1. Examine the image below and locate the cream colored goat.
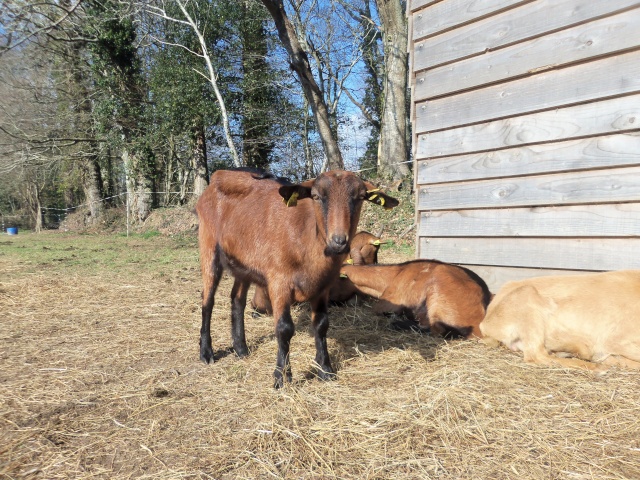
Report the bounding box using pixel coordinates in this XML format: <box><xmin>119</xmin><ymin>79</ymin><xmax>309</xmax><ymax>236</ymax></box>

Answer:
<box><xmin>479</xmin><ymin>270</ymin><xmax>640</xmax><ymax>371</ymax></box>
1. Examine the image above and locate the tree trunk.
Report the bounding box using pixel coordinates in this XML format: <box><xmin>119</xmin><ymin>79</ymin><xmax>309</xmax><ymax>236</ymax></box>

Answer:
<box><xmin>35</xmin><ymin>188</ymin><xmax>43</xmax><ymax>233</ymax></box>
<box><xmin>261</xmin><ymin>0</ymin><xmax>344</xmax><ymax>171</ymax></box>
<box><xmin>27</xmin><ymin>181</ymin><xmax>44</xmax><ymax>233</ymax></box>
<box><xmin>81</xmin><ymin>149</ymin><xmax>104</xmax><ymax>223</ymax></box>
<box><xmin>376</xmin><ymin>0</ymin><xmax>411</xmax><ymax>180</ymax></box>
<box><xmin>165</xmin><ymin>135</ymin><xmax>175</xmax><ymax>206</ymax></box>
<box><xmin>303</xmin><ymin>98</ymin><xmax>314</xmax><ymax>178</ymax></box>
<box><xmin>123</xmin><ymin>148</ymin><xmax>153</xmax><ymax>223</ymax></box>
<box><xmin>68</xmin><ymin>33</ymin><xmax>105</xmax><ymax>220</ymax></box>
<box><xmin>192</xmin><ymin>123</ymin><xmax>209</xmax><ymax>198</ymax></box>
<box><xmin>102</xmin><ymin>145</ymin><xmax>115</xmax><ymax>202</ymax></box>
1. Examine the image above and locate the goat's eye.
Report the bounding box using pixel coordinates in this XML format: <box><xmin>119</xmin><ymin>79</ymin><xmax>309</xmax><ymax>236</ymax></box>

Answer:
<box><xmin>312</xmin><ymin>193</ymin><xmax>321</xmax><ymax>201</ymax></box>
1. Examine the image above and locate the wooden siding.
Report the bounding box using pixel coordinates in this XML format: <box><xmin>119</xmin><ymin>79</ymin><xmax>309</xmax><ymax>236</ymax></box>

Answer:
<box><xmin>409</xmin><ymin>0</ymin><xmax>640</xmax><ymax>292</ymax></box>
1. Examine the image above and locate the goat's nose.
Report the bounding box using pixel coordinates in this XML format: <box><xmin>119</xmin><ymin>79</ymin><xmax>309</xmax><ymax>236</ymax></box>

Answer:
<box><xmin>332</xmin><ymin>234</ymin><xmax>347</xmax><ymax>246</ymax></box>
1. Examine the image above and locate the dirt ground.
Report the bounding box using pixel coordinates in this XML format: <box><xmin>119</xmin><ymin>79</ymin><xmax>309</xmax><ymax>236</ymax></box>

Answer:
<box><xmin>1</xmin><ymin>232</ymin><xmax>639</xmax><ymax>479</ymax></box>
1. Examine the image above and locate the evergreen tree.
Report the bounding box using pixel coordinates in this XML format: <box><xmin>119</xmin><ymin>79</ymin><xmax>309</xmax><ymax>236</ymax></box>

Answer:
<box><xmin>86</xmin><ymin>0</ymin><xmax>155</xmax><ymax>221</ymax></box>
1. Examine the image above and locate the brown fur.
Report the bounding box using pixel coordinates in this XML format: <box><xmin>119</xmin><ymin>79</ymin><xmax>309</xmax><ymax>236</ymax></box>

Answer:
<box><xmin>196</xmin><ymin>168</ymin><xmax>398</xmax><ymax>387</ymax></box>
<box><xmin>479</xmin><ymin>271</ymin><xmax>640</xmax><ymax>371</ymax></box>
<box><xmin>340</xmin><ymin>260</ymin><xmax>492</xmax><ymax>339</ymax></box>
<box><xmin>251</xmin><ymin>231</ymin><xmax>385</xmax><ymax>313</ymax></box>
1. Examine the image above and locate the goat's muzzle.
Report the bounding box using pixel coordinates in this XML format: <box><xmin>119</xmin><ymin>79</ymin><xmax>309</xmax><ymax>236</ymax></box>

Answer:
<box><xmin>325</xmin><ymin>234</ymin><xmax>350</xmax><ymax>256</ymax></box>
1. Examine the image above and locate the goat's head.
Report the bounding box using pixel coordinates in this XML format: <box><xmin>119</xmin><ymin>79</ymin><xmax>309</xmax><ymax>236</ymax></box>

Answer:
<box><xmin>279</xmin><ymin>171</ymin><xmax>399</xmax><ymax>256</ymax></box>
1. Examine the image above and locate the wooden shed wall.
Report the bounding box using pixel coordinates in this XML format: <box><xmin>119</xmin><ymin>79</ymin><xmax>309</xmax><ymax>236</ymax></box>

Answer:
<box><xmin>408</xmin><ymin>0</ymin><xmax>640</xmax><ymax>292</ymax></box>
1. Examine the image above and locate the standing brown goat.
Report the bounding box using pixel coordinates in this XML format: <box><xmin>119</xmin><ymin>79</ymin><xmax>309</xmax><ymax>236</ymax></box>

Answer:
<box><xmin>250</xmin><ymin>230</ymin><xmax>385</xmax><ymax>313</ymax></box>
<box><xmin>196</xmin><ymin>168</ymin><xmax>398</xmax><ymax>388</ymax></box>
<box><xmin>340</xmin><ymin>260</ymin><xmax>492</xmax><ymax>338</ymax></box>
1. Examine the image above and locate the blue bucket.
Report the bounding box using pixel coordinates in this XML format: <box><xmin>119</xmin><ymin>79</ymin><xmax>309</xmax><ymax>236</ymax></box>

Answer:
<box><xmin>6</xmin><ymin>227</ymin><xmax>18</xmax><ymax>235</ymax></box>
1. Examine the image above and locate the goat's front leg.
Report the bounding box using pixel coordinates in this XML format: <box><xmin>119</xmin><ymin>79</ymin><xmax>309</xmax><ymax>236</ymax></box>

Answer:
<box><xmin>230</xmin><ymin>279</ymin><xmax>250</xmax><ymax>357</ymax></box>
<box><xmin>310</xmin><ymin>295</ymin><xmax>335</xmax><ymax>381</ymax></box>
<box><xmin>271</xmin><ymin>293</ymin><xmax>295</xmax><ymax>389</ymax></box>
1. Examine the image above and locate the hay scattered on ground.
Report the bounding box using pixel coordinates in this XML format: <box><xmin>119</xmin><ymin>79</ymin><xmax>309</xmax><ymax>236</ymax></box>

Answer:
<box><xmin>1</xmin><ymin>233</ymin><xmax>639</xmax><ymax>479</ymax></box>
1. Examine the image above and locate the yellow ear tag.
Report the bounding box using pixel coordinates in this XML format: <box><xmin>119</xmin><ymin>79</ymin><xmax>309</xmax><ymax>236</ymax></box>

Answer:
<box><xmin>345</xmin><ymin>258</ymin><xmax>353</xmax><ymax>265</ymax></box>
<box><xmin>372</xmin><ymin>240</ymin><xmax>381</xmax><ymax>246</ymax></box>
<box><xmin>368</xmin><ymin>193</ymin><xmax>378</xmax><ymax>201</ymax></box>
<box><xmin>340</xmin><ymin>273</ymin><xmax>348</xmax><ymax>278</ymax></box>
<box><xmin>285</xmin><ymin>192</ymin><xmax>299</xmax><ymax>207</ymax></box>
<box><xmin>379</xmin><ymin>196</ymin><xmax>385</xmax><ymax>206</ymax></box>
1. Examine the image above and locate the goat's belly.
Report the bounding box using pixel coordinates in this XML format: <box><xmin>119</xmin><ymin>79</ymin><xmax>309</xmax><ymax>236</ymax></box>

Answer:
<box><xmin>219</xmin><ymin>250</ymin><xmax>267</xmax><ymax>285</ymax></box>
<box><xmin>291</xmin><ymin>272</ymin><xmax>336</xmax><ymax>302</ymax></box>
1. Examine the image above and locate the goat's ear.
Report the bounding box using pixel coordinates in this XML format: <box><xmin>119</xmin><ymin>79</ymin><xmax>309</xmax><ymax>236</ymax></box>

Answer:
<box><xmin>363</xmin><ymin>181</ymin><xmax>400</xmax><ymax>210</ymax></box>
<box><xmin>279</xmin><ymin>182</ymin><xmax>313</xmax><ymax>207</ymax></box>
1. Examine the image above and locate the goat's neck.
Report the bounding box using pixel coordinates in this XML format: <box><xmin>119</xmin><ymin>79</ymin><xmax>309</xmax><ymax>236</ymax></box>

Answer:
<box><xmin>341</xmin><ymin>265</ymin><xmax>401</xmax><ymax>297</ymax></box>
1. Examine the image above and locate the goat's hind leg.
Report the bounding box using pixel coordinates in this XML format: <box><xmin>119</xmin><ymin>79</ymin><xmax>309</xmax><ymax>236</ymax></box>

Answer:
<box><xmin>310</xmin><ymin>295</ymin><xmax>335</xmax><ymax>381</ymax></box>
<box><xmin>200</xmin><ymin>244</ymin><xmax>223</xmax><ymax>363</ymax></box>
<box><xmin>231</xmin><ymin>278</ymin><xmax>251</xmax><ymax>357</ymax></box>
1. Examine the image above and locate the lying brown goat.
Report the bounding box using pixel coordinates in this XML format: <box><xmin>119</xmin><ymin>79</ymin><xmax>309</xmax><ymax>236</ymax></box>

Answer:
<box><xmin>196</xmin><ymin>168</ymin><xmax>398</xmax><ymax>388</ymax></box>
<box><xmin>479</xmin><ymin>271</ymin><xmax>640</xmax><ymax>371</ymax></box>
<box><xmin>250</xmin><ymin>231</ymin><xmax>385</xmax><ymax>313</ymax></box>
<box><xmin>340</xmin><ymin>260</ymin><xmax>492</xmax><ymax>338</ymax></box>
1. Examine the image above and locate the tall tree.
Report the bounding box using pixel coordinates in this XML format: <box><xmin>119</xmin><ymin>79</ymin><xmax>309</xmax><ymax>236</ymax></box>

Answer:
<box><xmin>339</xmin><ymin>0</ymin><xmax>410</xmax><ymax>179</ymax></box>
<box><xmin>145</xmin><ymin>0</ymin><xmax>225</xmax><ymax>198</ymax></box>
<box><xmin>374</xmin><ymin>0</ymin><xmax>410</xmax><ymax>179</ymax></box>
<box><xmin>239</xmin><ymin>0</ymin><xmax>276</xmax><ymax>170</ymax></box>
<box><xmin>261</xmin><ymin>0</ymin><xmax>344</xmax><ymax>171</ymax></box>
<box><xmin>62</xmin><ymin>17</ymin><xmax>105</xmax><ymax>222</ymax></box>
<box><xmin>145</xmin><ymin>0</ymin><xmax>242</xmax><ymax>169</ymax></box>
<box><xmin>1</xmin><ymin>0</ymin><xmax>109</xmax><ymax>225</ymax></box>
<box><xmin>87</xmin><ymin>0</ymin><xmax>155</xmax><ymax>221</ymax></box>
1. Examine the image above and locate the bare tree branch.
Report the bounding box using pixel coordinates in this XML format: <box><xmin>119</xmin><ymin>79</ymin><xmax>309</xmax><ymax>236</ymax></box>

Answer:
<box><xmin>0</xmin><ymin>0</ymin><xmax>84</xmax><ymax>56</ymax></box>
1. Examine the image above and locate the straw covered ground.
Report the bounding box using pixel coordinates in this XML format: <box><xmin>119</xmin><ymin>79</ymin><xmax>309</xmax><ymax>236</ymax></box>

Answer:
<box><xmin>1</xmin><ymin>232</ymin><xmax>639</xmax><ymax>479</ymax></box>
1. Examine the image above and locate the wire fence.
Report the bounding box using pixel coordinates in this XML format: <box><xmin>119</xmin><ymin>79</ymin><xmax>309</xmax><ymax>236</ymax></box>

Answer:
<box><xmin>1</xmin><ymin>191</ymin><xmax>195</xmax><ymax>236</ymax></box>
<box><xmin>1</xmin><ymin>161</ymin><xmax>414</xmax><ymax>235</ymax></box>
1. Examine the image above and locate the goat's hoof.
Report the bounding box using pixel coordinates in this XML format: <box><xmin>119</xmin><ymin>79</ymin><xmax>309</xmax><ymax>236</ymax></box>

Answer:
<box><xmin>316</xmin><ymin>369</ymin><xmax>337</xmax><ymax>382</ymax></box>
<box><xmin>200</xmin><ymin>349</ymin><xmax>216</xmax><ymax>364</ymax></box>
<box><xmin>273</xmin><ymin>369</ymin><xmax>292</xmax><ymax>389</ymax></box>
<box><xmin>234</xmin><ymin>346</ymin><xmax>250</xmax><ymax>358</ymax></box>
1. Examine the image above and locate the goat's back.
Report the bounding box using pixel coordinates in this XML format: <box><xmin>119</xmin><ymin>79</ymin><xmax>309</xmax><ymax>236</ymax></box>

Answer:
<box><xmin>481</xmin><ymin>270</ymin><xmax>640</xmax><ymax>364</ymax></box>
<box><xmin>492</xmin><ymin>270</ymin><xmax>640</xmax><ymax>323</ymax></box>
<box><xmin>197</xmin><ymin>170</ymin><xmax>313</xmax><ymax>254</ymax></box>
<box><xmin>342</xmin><ymin>260</ymin><xmax>490</xmax><ymax>337</ymax></box>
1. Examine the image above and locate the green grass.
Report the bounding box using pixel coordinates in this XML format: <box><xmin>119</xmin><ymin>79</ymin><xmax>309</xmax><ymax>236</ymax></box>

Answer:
<box><xmin>382</xmin><ymin>239</ymin><xmax>415</xmax><ymax>257</ymax></box>
<box><xmin>0</xmin><ymin>231</ymin><xmax>199</xmax><ymax>277</ymax></box>
<box><xmin>117</xmin><ymin>229</ymin><xmax>162</xmax><ymax>239</ymax></box>
<box><xmin>1</xmin><ymin>229</ymin><xmax>414</xmax><ymax>279</ymax></box>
